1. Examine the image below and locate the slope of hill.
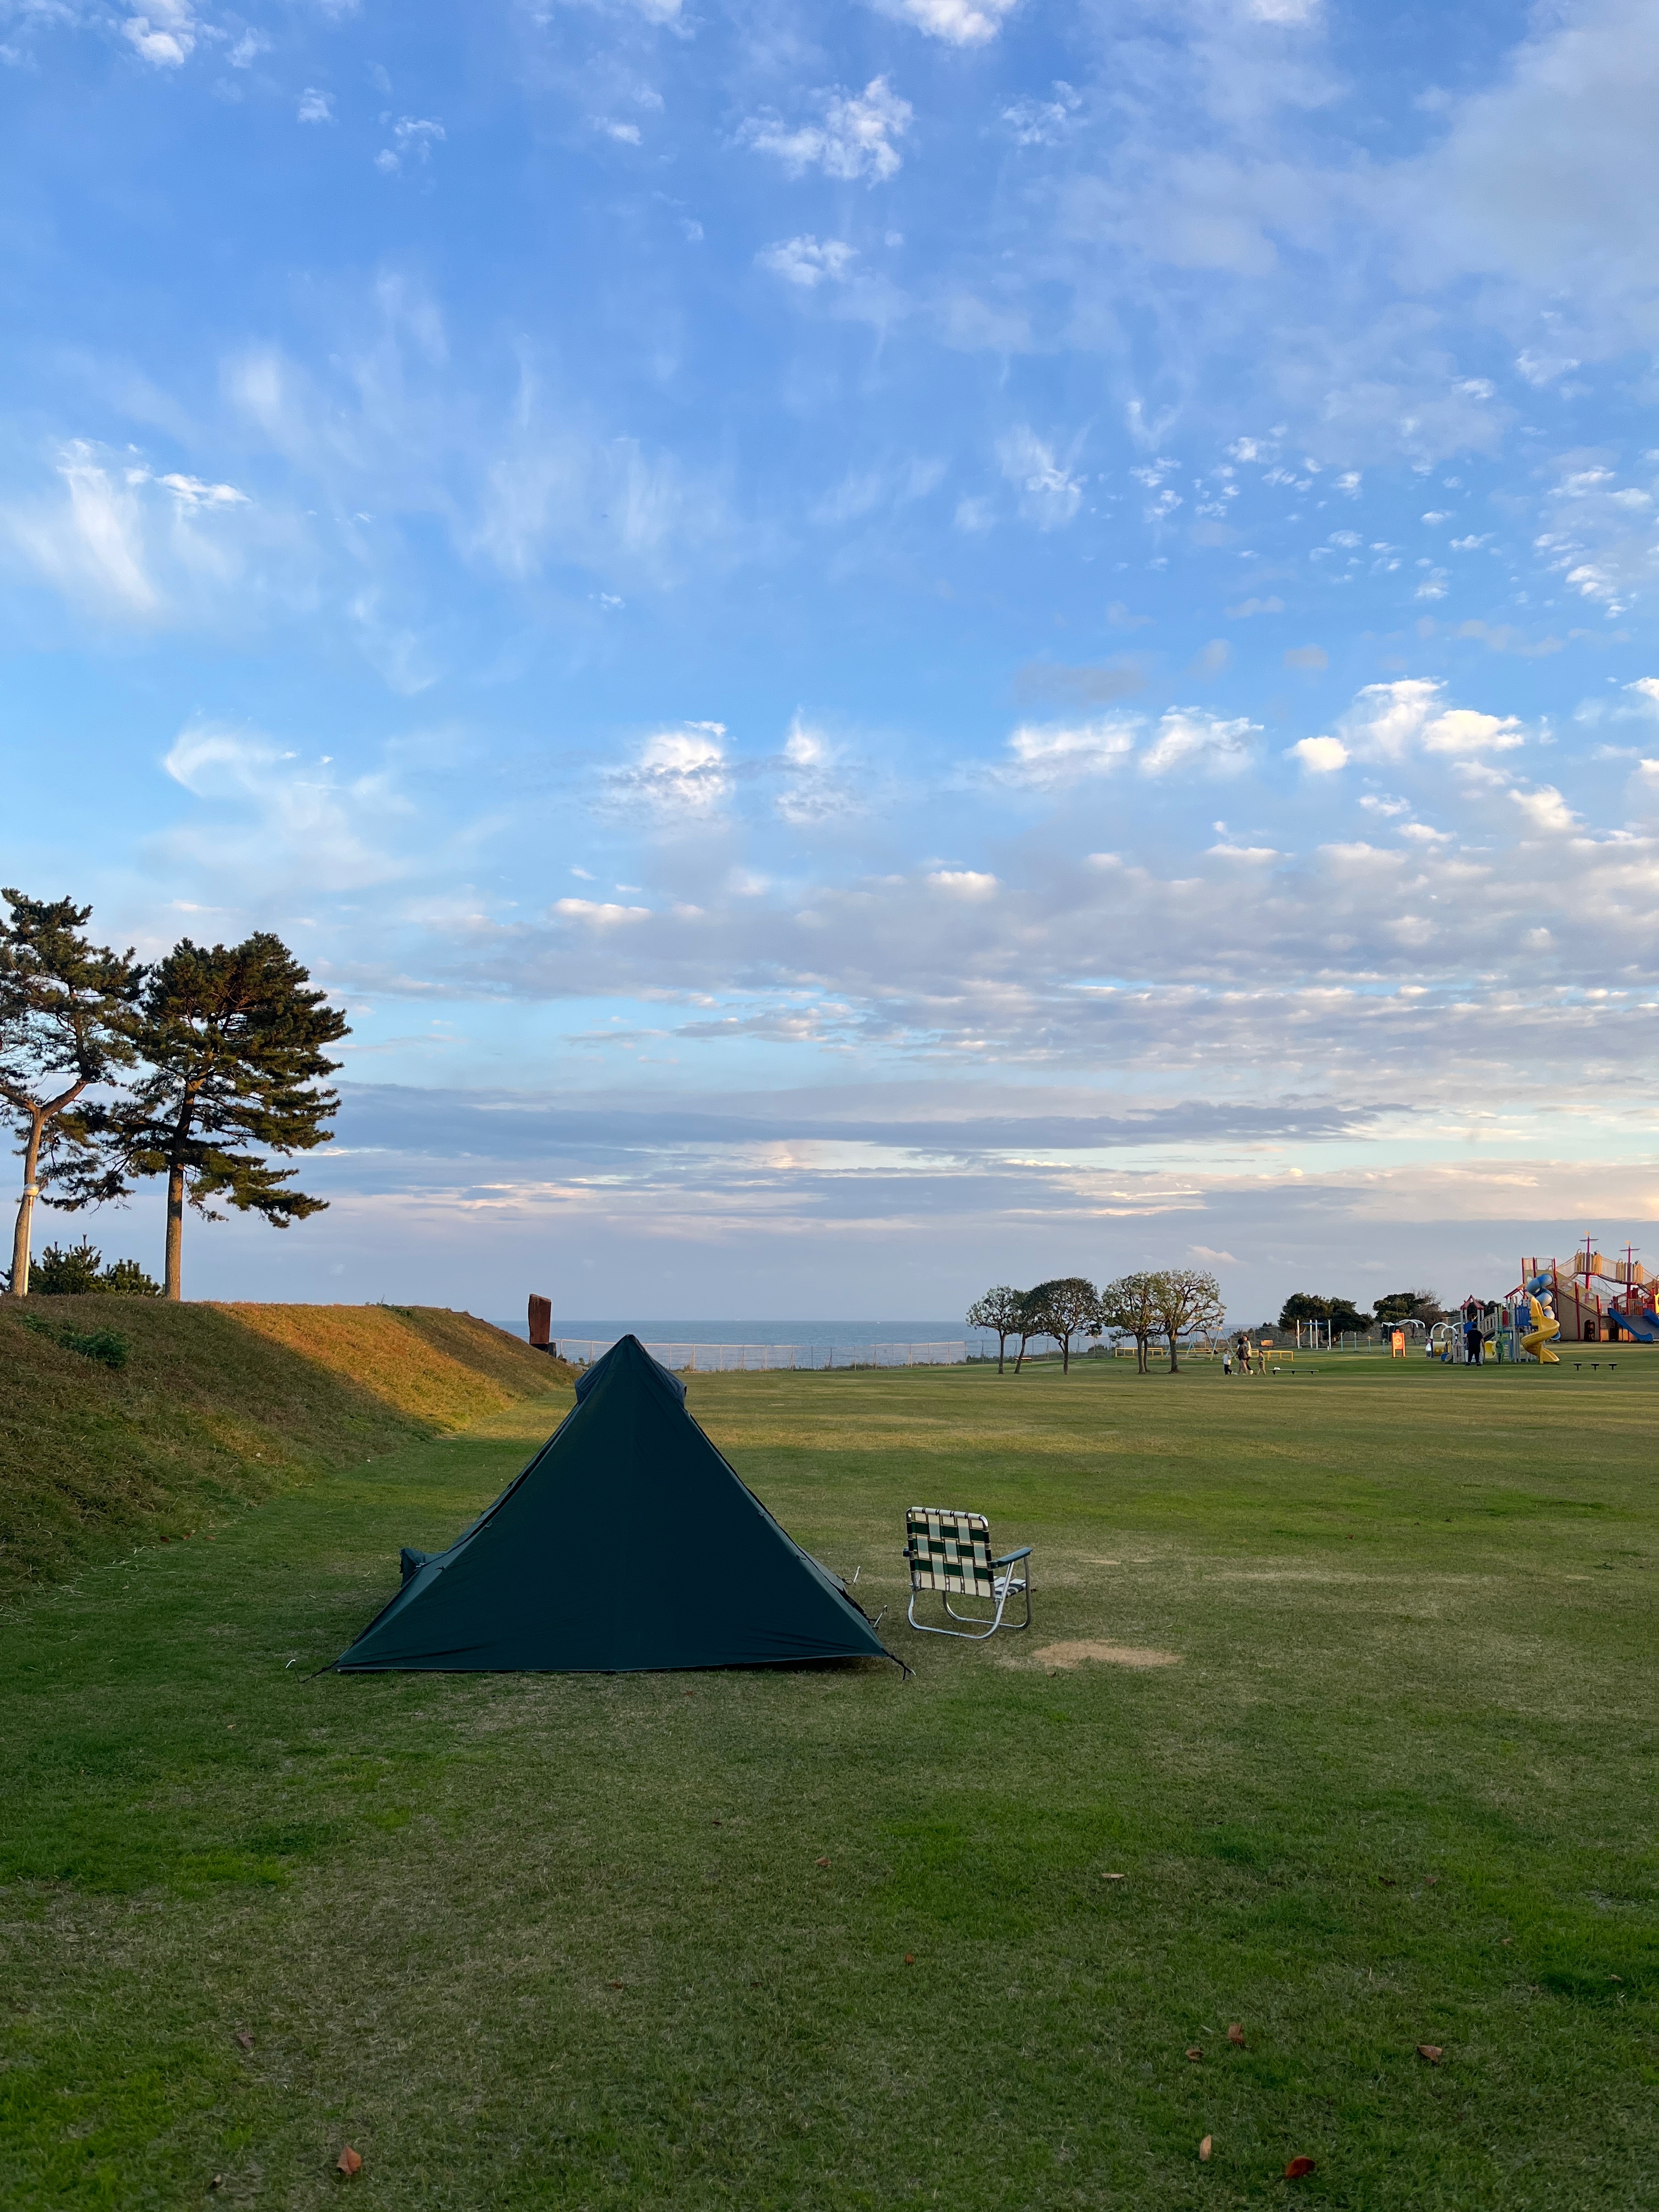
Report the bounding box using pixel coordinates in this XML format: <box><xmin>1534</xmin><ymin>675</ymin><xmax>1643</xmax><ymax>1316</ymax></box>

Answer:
<box><xmin>0</xmin><ymin>1300</ymin><xmax>571</xmax><ymax>1599</ymax></box>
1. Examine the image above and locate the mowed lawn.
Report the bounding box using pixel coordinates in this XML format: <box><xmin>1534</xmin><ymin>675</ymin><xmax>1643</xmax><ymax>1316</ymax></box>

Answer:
<box><xmin>2</xmin><ymin>1354</ymin><xmax>1654</xmax><ymax>2210</ymax></box>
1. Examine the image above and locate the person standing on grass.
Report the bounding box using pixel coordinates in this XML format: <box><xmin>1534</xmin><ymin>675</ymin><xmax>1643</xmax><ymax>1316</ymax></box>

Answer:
<box><xmin>1222</xmin><ymin>1344</ymin><xmax>1233</xmax><ymax>1376</ymax></box>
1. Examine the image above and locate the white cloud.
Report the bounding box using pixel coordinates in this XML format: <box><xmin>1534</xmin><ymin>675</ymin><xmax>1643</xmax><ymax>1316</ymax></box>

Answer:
<box><xmin>228</xmin><ymin>29</ymin><xmax>269</xmax><ymax>66</ymax></box>
<box><xmin>740</xmin><ymin>77</ymin><xmax>912</xmax><ymax>185</ymax></box>
<box><xmin>1509</xmin><ymin>785</ymin><xmax>1579</xmax><ymax>834</ymax></box>
<box><xmin>1421</xmin><ymin>707</ymin><xmax>1525</xmax><ymax>755</ymax></box>
<box><xmin>996</xmin><ymin>426</ymin><xmax>1083</xmax><ymax>529</ymax></box>
<box><xmin>377</xmin><ymin>116</ymin><xmax>445</xmax><ymax>173</ymax></box>
<box><xmin>1396</xmin><ymin>0</ymin><xmax>1659</xmax><ymax>357</ymax></box>
<box><xmin>1140</xmin><ymin>709</ymin><xmax>1258</xmax><ymax>778</ymax></box>
<box><xmin>927</xmin><ymin>868</ymin><xmax>998</xmax><ymax>897</ymax></box>
<box><xmin>1289</xmin><ymin>735</ymin><xmax>1348</xmax><ymax>772</ymax></box>
<box><xmin>298</xmin><ymin>88</ymin><xmax>335</xmax><ymax>124</ymax></box>
<box><xmin>159</xmin><ymin>723</ymin><xmax>410</xmax><ymax>894</ymax></box>
<box><xmin>757</xmin><ymin>236</ymin><xmax>858</xmax><ymax>289</ymax></box>
<box><xmin>1004</xmin><ymin>716</ymin><xmax>1136</xmax><ymax>787</ymax></box>
<box><xmin>602</xmin><ymin>724</ymin><xmax>731</xmax><ymax>817</ymax></box>
<box><xmin>7</xmin><ymin>443</ymin><xmax>156</xmax><ymax>616</ymax></box>
<box><xmin>875</xmin><ymin>0</ymin><xmax>1019</xmax><ymax>43</ymax></box>
<box><xmin>552</xmin><ymin>898</ymin><xmax>652</xmax><ymax>925</ymax></box>
<box><xmin>153</xmin><ymin>472</ymin><xmax>249</xmax><ymax>510</ymax></box>
<box><xmin>1334</xmin><ymin>679</ymin><xmax>1525</xmax><ymax>763</ymax></box>
<box><xmin>1516</xmin><ymin>349</ymin><xmax>1581</xmax><ymax>388</ymax></box>
<box><xmin>1003</xmin><ymin>82</ymin><xmax>1080</xmax><ymax>145</ymax></box>
<box><xmin>122</xmin><ymin>1</ymin><xmax>195</xmax><ymax>67</ymax></box>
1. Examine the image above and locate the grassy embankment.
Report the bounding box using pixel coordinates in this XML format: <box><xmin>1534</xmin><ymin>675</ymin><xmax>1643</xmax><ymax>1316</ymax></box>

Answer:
<box><xmin>1</xmin><ymin>1349</ymin><xmax>1654</xmax><ymax>2209</ymax></box>
<box><xmin>0</xmin><ymin>1299</ymin><xmax>568</xmax><ymax>1595</ymax></box>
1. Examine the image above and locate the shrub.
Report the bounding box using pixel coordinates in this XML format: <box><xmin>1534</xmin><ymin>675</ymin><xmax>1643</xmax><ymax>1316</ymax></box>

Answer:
<box><xmin>18</xmin><ymin>1311</ymin><xmax>130</xmax><ymax>1369</ymax></box>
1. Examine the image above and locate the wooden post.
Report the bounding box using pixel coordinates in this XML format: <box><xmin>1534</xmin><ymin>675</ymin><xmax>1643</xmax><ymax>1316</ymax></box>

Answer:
<box><xmin>527</xmin><ymin>1293</ymin><xmax>552</xmax><ymax>1351</ymax></box>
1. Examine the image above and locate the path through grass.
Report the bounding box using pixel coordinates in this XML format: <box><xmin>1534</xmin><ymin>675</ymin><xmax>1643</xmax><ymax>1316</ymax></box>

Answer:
<box><xmin>2</xmin><ymin>1355</ymin><xmax>1654</xmax><ymax>2208</ymax></box>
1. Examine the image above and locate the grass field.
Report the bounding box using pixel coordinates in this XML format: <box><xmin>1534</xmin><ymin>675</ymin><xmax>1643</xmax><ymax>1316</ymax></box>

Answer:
<box><xmin>0</xmin><ymin>1300</ymin><xmax>566</xmax><ymax>1595</ymax></box>
<box><xmin>2</xmin><ymin>1352</ymin><xmax>1654</xmax><ymax>2208</ymax></box>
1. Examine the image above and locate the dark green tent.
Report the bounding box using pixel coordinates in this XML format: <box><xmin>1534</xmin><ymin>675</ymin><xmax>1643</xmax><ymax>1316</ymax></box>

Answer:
<box><xmin>330</xmin><ymin>1334</ymin><xmax>898</xmax><ymax>1675</ymax></box>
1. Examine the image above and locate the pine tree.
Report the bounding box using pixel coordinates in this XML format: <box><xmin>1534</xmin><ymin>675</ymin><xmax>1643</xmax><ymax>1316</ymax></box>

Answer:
<box><xmin>0</xmin><ymin>891</ymin><xmax>143</xmax><ymax>1300</ymax></box>
<box><xmin>106</xmin><ymin>934</ymin><xmax>349</xmax><ymax>1300</ymax></box>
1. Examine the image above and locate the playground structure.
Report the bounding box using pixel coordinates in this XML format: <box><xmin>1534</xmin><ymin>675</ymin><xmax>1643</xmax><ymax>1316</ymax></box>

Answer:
<box><xmin>1517</xmin><ymin>1294</ymin><xmax>1560</xmax><ymax>1366</ymax></box>
<box><xmin>1435</xmin><ymin>1237</ymin><xmax>1659</xmax><ymax>1364</ymax></box>
<box><xmin>1518</xmin><ymin>1237</ymin><xmax>1658</xmax><ymax>1347</ymax></box>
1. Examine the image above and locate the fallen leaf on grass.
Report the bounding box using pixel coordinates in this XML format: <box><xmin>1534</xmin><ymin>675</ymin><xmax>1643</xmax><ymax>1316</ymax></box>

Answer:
<box><xmin>1378</xmin><ymin>1876</ymin><xmax>1397</xmax><ymax>1888</ymax></box>
<box><xmin>1101</xmin><ymin>1872</ymin><xmax>1126</xmax><ymax>1881</ymax></box>
<box><xmin>234</xmin><ymin>2030</ymin><xmax>253</xmax><ymax>2050</ymax></box>
<box><xmin>1284</xmin><ymin>2156</ymin><xmax>1316</xmax><ymax>2179</ymax></box>
<box><xmin>1417</xmin><ymin>2045</ymin><xmax>1443</xmax><ymax>2063</ymax></box>
<box><xmin>336</xmin><ymin>2146</ymin><xmax>363</xmax><ymax>2176</ymax></box>
<box><xmin>816</xmin><ymin>1856</ymin><xmax>831</xmax><ymax>1867</ymax></box>
<box><xmin>904</xmin><ymin>1954</ymin><xmax>915</xmax><ymax>1965</ymax></box>
<box><xmin>1227</xmin><ymin>2023</ymin><xmax>1245</xmax><ymax>2047</ymax></box>
<box><xmin>1186</xmin><ymin>2047</ymin><xmax>1203</xmax><ymax>2062</ymax></box>
<box><xmin>1199</xmin><ymin>2136</ymin><xmax>1212</xmax><ymax>2162</ymax></box>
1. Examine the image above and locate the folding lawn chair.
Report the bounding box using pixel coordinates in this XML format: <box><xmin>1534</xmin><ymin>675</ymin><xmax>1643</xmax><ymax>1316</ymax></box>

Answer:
<box><xmin>904</xmin><ymin>1507</ymin><xmax>1032</xmax><ymax>1639</ymax></box>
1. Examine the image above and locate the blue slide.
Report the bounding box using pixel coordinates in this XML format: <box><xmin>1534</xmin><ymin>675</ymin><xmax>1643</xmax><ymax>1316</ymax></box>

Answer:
<box><xmin>1607</xmin><ymin>1307</ymin><xmax>1659</xmax><ymax>1341</ymax></box>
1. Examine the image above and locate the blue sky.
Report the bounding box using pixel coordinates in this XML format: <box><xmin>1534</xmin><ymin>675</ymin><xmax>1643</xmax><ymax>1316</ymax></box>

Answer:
<box><xmin>4</xmin><ymin>0</ymin><xmax>1658</xmax><ymax>1321</ymax></box>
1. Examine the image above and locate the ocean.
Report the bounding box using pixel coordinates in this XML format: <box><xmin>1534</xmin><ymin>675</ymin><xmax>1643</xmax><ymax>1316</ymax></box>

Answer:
<box><xmin>495</xmin><ymin>1317</ymin><xmax>1006</xmax><ymax>1364</ymax></box>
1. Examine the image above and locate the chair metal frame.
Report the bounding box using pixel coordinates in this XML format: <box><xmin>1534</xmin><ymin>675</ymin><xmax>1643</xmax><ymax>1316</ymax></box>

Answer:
<box><xmin>904</xmin><ymin>1506</ymin><xmax>1033</xmax><ymax>1640</ymax></box>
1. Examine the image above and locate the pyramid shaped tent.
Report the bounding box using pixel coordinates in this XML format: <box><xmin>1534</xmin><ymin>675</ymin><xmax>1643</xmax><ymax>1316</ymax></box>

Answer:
<box><xmin>330</xmin><ymin>1334</ymin><xmax>897</xmax><ymax>1674</ymax></box>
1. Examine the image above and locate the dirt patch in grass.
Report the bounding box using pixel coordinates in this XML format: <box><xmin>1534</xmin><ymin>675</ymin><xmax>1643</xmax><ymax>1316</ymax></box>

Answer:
<box><xmin>1023</xmin><ymin>1639</ymin><xmax>1183</xmax><ymax>1669</ymax></box>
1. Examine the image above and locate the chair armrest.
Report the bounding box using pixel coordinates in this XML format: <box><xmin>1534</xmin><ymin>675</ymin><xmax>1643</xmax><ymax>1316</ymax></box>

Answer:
<box><xmin>992</xmin><ymin>1545</ymin><xmax>1032</xmax><ymax>1565</ymax></box>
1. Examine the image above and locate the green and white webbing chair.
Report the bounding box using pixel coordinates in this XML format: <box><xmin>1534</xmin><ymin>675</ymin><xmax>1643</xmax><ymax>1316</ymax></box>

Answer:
<box><xmin>904</xmin><ymin>1507</ymin><xmax>1032</xmax><ymax>1639</ymax></box>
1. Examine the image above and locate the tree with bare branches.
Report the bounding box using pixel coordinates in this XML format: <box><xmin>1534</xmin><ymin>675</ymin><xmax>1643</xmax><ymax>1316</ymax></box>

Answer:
<box><xmin>967</xmin><ymin>1285</ymin><xmax>1026</xmax><ymax>1374</ymax></box>
<box><xmin>1152</xmin><ymin>1266</ymin><xmax>1225</xmax><ymax>1374</ymax></box>
<box><xmin>1097</xmin><ymin>1271</ymin><xmax>1163</xmax><ymax>1374</ymax></box>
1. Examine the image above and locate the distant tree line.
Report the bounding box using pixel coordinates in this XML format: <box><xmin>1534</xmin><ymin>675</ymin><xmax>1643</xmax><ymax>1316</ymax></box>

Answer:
<box><xmin>968</xmin><ymin>1269</ymin><xmax>1225</xmax><ymax>1377</ymax></box>
<box><xmin>1276</xmin><ymin>1288</ymin><xmax>1447</xmax><ymax>1334</ymax></box>
<box><xmin>1</xmin><ymin>890</ymin><xmax>347</xmax><ymax>1304</ymax></box>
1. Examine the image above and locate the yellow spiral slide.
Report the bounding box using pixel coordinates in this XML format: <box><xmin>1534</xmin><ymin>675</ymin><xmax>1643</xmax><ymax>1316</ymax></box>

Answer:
<box><xmin>1520</xmin><ymin>1294</ymin><xmax>1560</xmax><ymax>1365</ymax></box>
